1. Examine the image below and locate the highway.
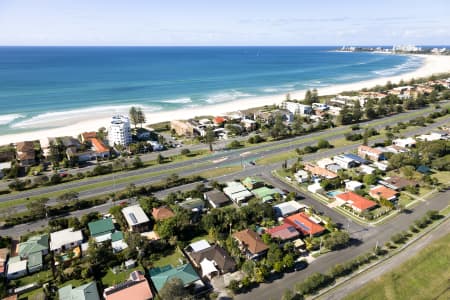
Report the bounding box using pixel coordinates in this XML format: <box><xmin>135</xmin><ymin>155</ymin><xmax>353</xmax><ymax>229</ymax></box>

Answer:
<box><xmin>1</xmin><ymin>108</ymin><xmax>448</xmax><ymax>211</ymax></box>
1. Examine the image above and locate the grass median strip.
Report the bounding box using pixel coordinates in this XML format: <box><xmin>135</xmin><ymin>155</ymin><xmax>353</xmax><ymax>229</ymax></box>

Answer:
<box><xmin>343</xmin><ymin>232</ymin><xmax>450</xmax><ymax>300</ymax></box>
<box><xmin>0</xmin><ymin>161</ymin><xmax>210</xmax><ymax>211</ymax></box>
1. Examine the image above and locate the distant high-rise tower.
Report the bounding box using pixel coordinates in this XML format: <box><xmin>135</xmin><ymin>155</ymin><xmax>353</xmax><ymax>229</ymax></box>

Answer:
<box><xmin>108</xmin><ymin>115</ymin><xmax>132</xmax><ymax>146</ymax></box>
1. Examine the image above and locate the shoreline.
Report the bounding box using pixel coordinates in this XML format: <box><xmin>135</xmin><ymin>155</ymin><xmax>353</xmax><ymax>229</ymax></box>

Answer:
<box><xmin>1</xmin><ymin>54</ymin><xmax>450</xmax><ymax>146</ymax></box>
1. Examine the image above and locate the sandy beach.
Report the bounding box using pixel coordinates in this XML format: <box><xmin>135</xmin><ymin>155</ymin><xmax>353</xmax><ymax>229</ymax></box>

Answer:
<box><xmin>1</xmin><ymin>54</ymin><xmax>450</xmax><ymax>146</ymax></box>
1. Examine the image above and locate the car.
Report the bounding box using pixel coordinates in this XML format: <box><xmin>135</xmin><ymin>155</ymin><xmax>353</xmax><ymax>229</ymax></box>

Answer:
<box><xmin>119</xmin><ymin>201</ymin><xmax>128</xmax><ymax>207</ymax></box>
<box><xmin>249</xmin><ymin>161</ymin><xmax>256</xmax><ymax>165</ymax></box>
<box><xmin>294</xmin><ymin>260</ymin><xmax>308</xmax><ymax>271</ymax></box>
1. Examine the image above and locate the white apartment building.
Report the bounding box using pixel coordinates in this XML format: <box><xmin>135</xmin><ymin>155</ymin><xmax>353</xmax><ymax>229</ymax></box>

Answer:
<box><xmin>109</xmin><ymin>115</ymin><xmax>132</xmax><ymax>146</ymax></box>
<box><xmin>283</xmin><ymin>101</ymin><xmax>312</xmax><ymax>115</ymax></box>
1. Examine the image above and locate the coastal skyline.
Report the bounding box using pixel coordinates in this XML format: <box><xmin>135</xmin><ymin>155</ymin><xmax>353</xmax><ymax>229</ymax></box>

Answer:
<box><xmin>0</xmin><ymin>0</ymin><xmax>449</xmax><ymax>46</ymax></box>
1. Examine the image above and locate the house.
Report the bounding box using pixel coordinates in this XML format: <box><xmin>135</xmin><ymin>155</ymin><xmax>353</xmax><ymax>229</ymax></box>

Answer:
<box><xmin>104</xmin><ymin>271</ymin><xmax>153</xmax><ymax>300</ymax></box>
<box><xmin>122</xmin><ymin>205</ymin><xmax>151</xmax><ymax>233</ymax></box>
<box><xmin>150</xmin><ymin>264</ymin><xmax>202</xmax><ymax>293</ymax></box>
<box><xmin>204</xmin><ymin>190</ymin><xmax>230</xmax><ymax>208</ymax></box>
<box><xmin>185</xmin><ymin>241</ymin><xmax>236</xmax><ymax>277</ymax></box>
<box><xmin>15</xmin><ymin>141</ymin><xmax>37</xmax><ymax>167</ymax></box>
<box><xmin>242</xmin><ymin>176</ymin><xmax>265</xmax><ymax>190</ymax></box>
<box><xmin>327</xmin><ymin>164</ymin><xmax>343</xmax><ymax>173</ymax></box>
<box><xmin>284</xmin><ymin>213</ymin><xmax>325</xmax><ymax>236</ymax></box>
<box><xmin>307</xmin><ymin>182</ymin><xmax>324</xmax><ymax>194</ymax></box>
<box><xmin>88</xmin><ymin>218</ymin><xmax>115</xmax><ymax>243</ymax></box>
<box><xmin>360</xmin><ymin>165</ymin><xmax>376</xmax><ymax>175</ymax></box>
<box><xmin>50</xmin><ymin>228</ymin><xmax>83</xmax><ymax>253</ymax></box>
<box><xmin>316</xmin><ymin>158</ymin><xmax>334</xmax><ymax>169</ymax></box>
<box><xmin>266</xmin><ymin>223</ymin><xmax>300</xmax><ymax>241</ymax></box>
<box><xmin>392</xmin><ymin>137</ymin><xmax>416</xmax><ymax>148</ymax></box>
<box><xmin>7</xmin><ymin>257</ymin><xmax>27</xmax><ymax>279</ymax></box>
<box><xmin>27</xmin><ymin>252</ymin><xmax>43</xmax><ymax>273</ymax></box>
<box><xmin>373</xmin><ymin>161</ymin><xmax>389</xmax><ymax>171</ymax></box>
<box><xmin>304</xmin><ymin>163</ymin><xmax>338</xmax><ymax>179</ymax></box>
<box><xmin>416</xmin><ymin>165</ymin><xmax>432</xmax><ymax>174</ymax></box>
<box><xmin>223</xmin><ymin>182</ymin><xmax>253</xmax><ymax>204</ymax></box>
<box><xmin>416</xmin><ymin>132</ymin><xmax>447</xmax><ymax>142</ymax></box>
<box><xmin>251</xmin><ymin>187</ymin><xmax>280</xmax><ymax>203</ymax></box>
<box><xmin>254</xmin><ymin>109</ymin><xmax>293</xmax><ymax>124</ymax></box>
<box><xmin>345</xmin><ymin>180</ymin><xmax>363</xmax><ymax>191</ymax></box>
<box><xmin>232</xmin><ymin>229</ymin><xmax>269</xmax><ymax>259</ymax></box>
<box><xmin>242</xmin><ymin>118</ymin><xmax>257</xmax><ymax>131</ymax></box>
<box><xmin>170</xmin><ymin>120</ymin><xmax>195</xmax><ymax>137</ymax></box>
<box><xmin>179</xmin><ymin>198</ymin><xmax>205</xmax><ymax>212</ymax></box>
<box><xmin>81</xmin><ymin>131</ymin><xmax>97</xmax><ymax>143</ymax></box>
<box><xmin>333</xmin><ymin>155</ymin><xmax>359</xmax><ymax>169</ymax></box>
<box><xmin>111</xmin><ymin>231</ymin><xmax>128</xmax><ymax>253</ymax></box>
<box><xmin>335</xmin><ymin>192</ymin><xmax>377</xmax><ymax>213</ymax></box>
<box><xmin>17</xmin><ymin>234</ymin><xmax>49</xmax><ymax>259</ymax></box>
<box><xmin>213</xmin><ymin>116</ymin><xmax>226</xmax><ymax>126</ymax></box>
<box><xmin>294</xmin><ymin>170</ymin><xmax>309</xmax><ymax>183</ymax></box>
<box><xmin>90</xmin><ymin>137</ymin><xmax>110</xmax><ymax>158</ymax></box>
<box><xmin>152</xmin><ymin>206</ymin><xmax>175</xmax><ymax>221</ymax></box>
<box><xmin>0</xmin><ymin>248</ymin><xmax>9</xmax><ymax>277</ymax></box>
<box><xmin>343</xmin><ymin>153</ymin><xmax>369</xmax><ymax>165</ymax></box>
<box><xmin>358</xmin><ymin>145</ymin><xmax>384</xmax><ymax>161</ymax></box>
<box><xmin>59</xmin><ymin>281</ymin><xmax>101</xmax><ymax>300</ymax></box>
<box><xmin>369</xmin><ymin>185</ymin><xmax>398</xmax><ymax>201</ymax></box>
<box><xmin>273</xmin><ymin>200</ymin><xmax>308</xmax><ymax>218</ymax></box>
<box><xmin>379</xmin><ymin>176</ymin><xmax>418</xmax><ymax>191</ymax></box>
<box><xmin>283</xmin><ymin>102</ymin><xmax>312</xmax><ymax>115</ymax></box>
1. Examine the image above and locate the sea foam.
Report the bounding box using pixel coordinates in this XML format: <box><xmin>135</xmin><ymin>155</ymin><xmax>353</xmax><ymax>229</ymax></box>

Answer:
<box><xmin>0</xmin><ymin>114</ymin><xmax>25</xmax><ymax>125</ymax></box>
<box><xmin>11</xmin><ymin>104</ymin><xmax>162</xmax><ymax>129</ymax></box>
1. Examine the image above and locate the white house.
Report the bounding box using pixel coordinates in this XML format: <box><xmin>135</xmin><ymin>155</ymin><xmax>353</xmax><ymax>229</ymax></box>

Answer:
<box><xmin>345</xmin><ymin>180</ymin><xmax>363</xmax><ymax>191</ymax></box>
<box><xmin>122</xmin><ymin>205</ymin><xmax>150</xmax><ymax>233</ymax></box>
<box><xmin>284</xmin><ymin>102</ymin><xmax>312</xmax><ymax>115</ymax></box>
<box><xmin>392</xmin><ymin>137</ymin><xmax>416</xmax><ymax>148</ymax></box>
<box><xmin>416</xmin><ymin>132</ymin><xmax>447</xmax><ymax>142</ymax></box>
<box><xmin>109</xmin><ymin>115</ymin><xmax>132</xmax><ymax>146</ymax></box>
<box><xmin>223</xmin><ymin>182</ymin><xmax>253</xmax><ymax>204</ymax></box>
<box><xmin>333</xmin><ymin>155</ymin><xmax>359</xmax><ymax>169</ymax></box>
<box><xmin>308</xmin><ymin>182</ymin><xmax>324</xmax><ymax>194</ymax></box>
<box><xmin>50</xmin><ymin>228</ymin><xmax>83</xmax><ymax>253</ymax></box>
<box><xmin>273</xmin><ymin>201</ymin><xmax>308</xmax><ymax>217</ymax></box>
<box><xmin>7</xmin><ymin>257</ymin><xmax>27</xmax><ymax>279</ymax></box>
<box><xmin>294</xmin><ymin>170</ymin><xmax>309</xmax><ymax>183</ymax></box>
<box><xmin>317</xmin><ymin>158</ymin><xmax>334</xmax><ymax>169</ymax></box>
<box><xmin>360</xmin><ymin>165</ymin><xmax>376</xmax><ymax>175</ymax></box>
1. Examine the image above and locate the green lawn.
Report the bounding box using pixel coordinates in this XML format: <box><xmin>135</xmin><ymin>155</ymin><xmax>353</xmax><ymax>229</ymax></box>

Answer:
<box><xmin>152</xmin><ymin>248</ymin><xmax>185</xmax><ymax>268</ymax></box>
<box><xmin>432</xmin><ymin>171</ymin><xmax>450</xmax><ymax>184</ymax></box>
<box><xmin>10</xmin><ymin>269</ymin><xmax>52</xmax><ymax>287</ymax></box>
<box><xmin>256</xmin><ymin>150</ymin><xmax>297</xmax><ymax>165</ymax></box>
<box><xmin>344</xmin><ymin>232</ymin><xmax>450</xmax><ymax>300</ymax></box>
<box><xmin>101</xmin><ymin>265</ymin><xmax>144</xmax><ymax>287</ymax></box>
<box><xmin>197</xmin><ymin>165</ymin><xmax>242</xmax><ymax>178</ymax></box>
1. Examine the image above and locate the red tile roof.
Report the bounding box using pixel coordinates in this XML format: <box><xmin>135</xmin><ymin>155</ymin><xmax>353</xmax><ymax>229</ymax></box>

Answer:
<box><xmin>213</xmin><ymin>116</ymin><xmax>226</xmax><ymax>124</ymax></box>
<box><xmin>284</xmin><ymin>213</ymin><xmax>325</xmax><ymax>236</ymax></box>
<box><xmin>369</xmin><ymin>186</ymin><xmax>398</xmax><ymax>200</ymax></box>
<box><xmin>90</xmin><ymin>137</ymin><xmax>109</xmax><ymax>153</ymax></box>
<box><xmin>81</xmin><ymin>132</ymin><xmax>97</xmax><ymax>140</ymax></box>
<box><xmin>152</xmin><ymin>207</ymin><xmax>175</xmax><ymax>221</ymax></box>
<box><xmin>358</xmin><ymin>145</ymin><xmax>383</xmax><ymax>155</ymax></box>
<box><xmin>104</xmin><ymin>271</ymin><xmax>153</xmax><ymax>300</ymax></box>
<box><xmin>233</xmin><ymin>229</ymin><xmax>269</xmax><ymax>254</ymax></box>
<box><xmin>336</xmin><ymin>192</ymin><xmax>377</xmax><ymax>211</ymax></box>
<box><xmin>304</xmin><ymin>163</ymin><xmax>338</xmax><ymax>179</ymax></box>
<box><xmin>266</xmin><ymin>223</ymin><xmax>300</xmax><ymax>240</ymax></box>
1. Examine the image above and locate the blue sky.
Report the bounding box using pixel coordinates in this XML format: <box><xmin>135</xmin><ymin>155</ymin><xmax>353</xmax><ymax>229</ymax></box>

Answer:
<box><xmin>0</xmin><ymin>0</ymin><xmax>449</xmax><ymax>46</ymax></box>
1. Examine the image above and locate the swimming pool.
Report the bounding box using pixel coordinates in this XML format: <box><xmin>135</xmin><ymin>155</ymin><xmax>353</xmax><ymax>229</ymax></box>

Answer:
<box><xmin>326</xmin><ymin>190</ymin><xmax>343</xmax><ymax>198</ymax></box>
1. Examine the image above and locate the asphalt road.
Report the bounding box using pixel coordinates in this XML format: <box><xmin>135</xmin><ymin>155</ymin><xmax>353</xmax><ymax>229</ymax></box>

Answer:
<box><xmin>317</xmin><ymin>217</ymin><xmax>450</xmax><ymax>300</ymax></box>
<box><xmin>1</xmin><ymin>110</ymin><xmax>449</xmax><ymax>212</ymax></box>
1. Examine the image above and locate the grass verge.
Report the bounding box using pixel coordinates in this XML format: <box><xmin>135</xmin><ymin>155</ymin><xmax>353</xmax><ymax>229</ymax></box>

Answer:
<box><xmin>343</xmin><ymin>232</ymin><xmax>450</xmax><ymax>300</ymax></box>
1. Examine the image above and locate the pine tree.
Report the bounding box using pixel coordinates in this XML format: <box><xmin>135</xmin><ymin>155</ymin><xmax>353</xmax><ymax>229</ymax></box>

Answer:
<box><xmin>136</xmin><ymin>107</ymin><xmax>146</xmax><ymax>127</ymax></box>
<box><xmin>129</xmin><ymin>106</ymin><xmax>139</xmax><ymax>128</ymax></box>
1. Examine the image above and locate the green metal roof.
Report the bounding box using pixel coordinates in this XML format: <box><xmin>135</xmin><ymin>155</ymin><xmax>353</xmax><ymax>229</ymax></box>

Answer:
<box><xmin>27</xmin><ymin>252</ymin><xmax>43</xmax><ymax>268</ymax></box>
<box><xmin>252</xmin><ymin>186</ymin><xmax>278</xmax><ymax>199</ymax></box>
<box><xmin>58</xmin><ymin>282</ymin><xmax>100</xmax><ymax>300</ymax></box>
<box><xmin>111</xmin><ymin>231</ymin><xmax>124</xmax><ymax>242</ymax></box>
<box><xmin>88</xmin><ymin>218</ymin><xmax>115</xmax><ymax>237</ymax></box>
<box><xmin>149</xmin><ymin>263</ymin><xmax>200</xmax><ymax>292</ymax></box>
<box><xmin>18</xmin><ymin>234</ymin><xmax>48</xmax><ymax>258</ymax></box>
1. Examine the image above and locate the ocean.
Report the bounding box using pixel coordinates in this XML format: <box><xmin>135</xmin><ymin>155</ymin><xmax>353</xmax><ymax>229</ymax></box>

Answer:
<box><xmin>0</xmin><ymin>46</ymin><xmax>423</xmax><ymax>134</ymax></box>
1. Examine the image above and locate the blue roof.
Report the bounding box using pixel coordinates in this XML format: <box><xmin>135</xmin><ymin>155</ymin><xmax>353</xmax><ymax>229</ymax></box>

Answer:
<box><xmin>417</xmin><ymin>165</ymin><xmax>431</xmax><ymax>174</ymax></box>
<box><xmin>343</xmin><ymin>153</ymin><xmax>368</xmax><ymax>164</ymax></box>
